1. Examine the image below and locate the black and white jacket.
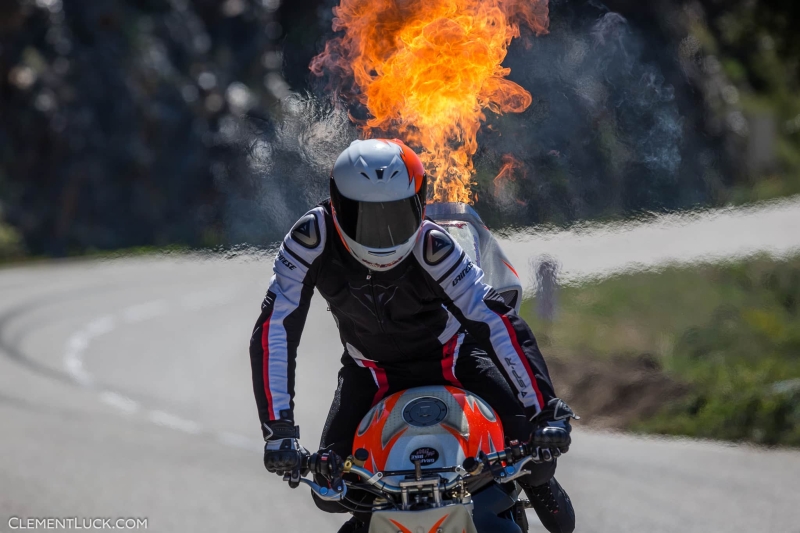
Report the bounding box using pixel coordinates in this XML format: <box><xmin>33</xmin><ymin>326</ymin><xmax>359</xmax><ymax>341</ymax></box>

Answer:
<box><xmin>249</xmin><ymin>200</ymin><xmax>556</xmax><ymax>436</ymax></box>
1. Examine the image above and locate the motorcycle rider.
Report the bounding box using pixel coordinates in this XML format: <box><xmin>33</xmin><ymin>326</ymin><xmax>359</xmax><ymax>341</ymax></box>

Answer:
<box><xmin>250</xmin><ymin>138</ymin><xmax>577</xmax><ymax>533</ymax></box>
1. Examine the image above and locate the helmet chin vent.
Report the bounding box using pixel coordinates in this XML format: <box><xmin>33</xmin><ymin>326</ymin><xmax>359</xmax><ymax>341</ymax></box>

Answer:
<box><xmin>367</xmin><ymin>250</ymin><xmax>397</xmax><ymax>256</ymax></box>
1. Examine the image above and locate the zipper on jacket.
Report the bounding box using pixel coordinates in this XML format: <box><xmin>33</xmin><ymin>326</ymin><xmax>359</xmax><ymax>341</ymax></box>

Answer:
<box><xmin>367</xmin><ymin>270</ymin><xmax>386</xmax><ymax>332</ymax></box>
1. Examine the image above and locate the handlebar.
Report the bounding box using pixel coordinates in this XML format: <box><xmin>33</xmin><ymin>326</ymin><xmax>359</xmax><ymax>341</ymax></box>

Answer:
<box><xmin>287</xmin><ymin>441</ymin><xmax>538</xmax><ymax>500</ymax></box>
<box><xmin>282</xmin><ymin>451</ymin><xmax>349</xmax><ymax>501</ymax></box>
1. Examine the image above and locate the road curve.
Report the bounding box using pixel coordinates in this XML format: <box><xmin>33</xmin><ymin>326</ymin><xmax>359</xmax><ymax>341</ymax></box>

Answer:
<box><xmin>1</xmin><ymin>255</ymin><xmax>799</xmax><ymax>531</ymax></box>
<box><xmin>499</xmin><ymin>195</ymin><xmax>800</xmax><ymax>289</ymax></box>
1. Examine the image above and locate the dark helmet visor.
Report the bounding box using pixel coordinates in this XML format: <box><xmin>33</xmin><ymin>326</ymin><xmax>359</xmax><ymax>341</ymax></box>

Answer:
<box><xmin>331</xmin><ymin>178</ymin><xmax>425</xmax><ymax>249</ymax></box>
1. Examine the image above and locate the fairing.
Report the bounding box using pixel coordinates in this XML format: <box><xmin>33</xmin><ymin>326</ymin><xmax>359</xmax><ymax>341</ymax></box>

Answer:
<box><xmin>353</xmin><ymin>386</ymin><xmax>505</xmax><ymax>484</ymax></box>
<box><xmin>370</xmin><ymin>504</ymin><xmax>478</xmax><ymax>533</ymax></box>
<box><xmin>427</xmin><ymin>202</ymin><xmax>522</xmax><ymax>312</ymax></box>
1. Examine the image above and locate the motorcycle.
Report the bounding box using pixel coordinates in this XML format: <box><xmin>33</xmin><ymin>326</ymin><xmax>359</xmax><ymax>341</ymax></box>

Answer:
<box><xmin>280</xmin><ymin>203</ymin><xmax>553</xmax><ymax>532</ymax></box>
<box><xmin>282</xmin><ymin>384</ymin><xmax>553</xmax><ymax>533</ymax></box>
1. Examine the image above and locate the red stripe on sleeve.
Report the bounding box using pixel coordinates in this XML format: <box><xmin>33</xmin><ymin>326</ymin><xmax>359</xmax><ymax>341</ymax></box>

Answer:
<box><xmin>441</xmin><ymin>335</ymin><xmax>464</xmax><ymax>388</ymax></box>
<box><xmin>260</xmin><ymin>312</ymin><xmax>276</xmax><ymax>421</ymax></box>
<box><xmin>498</xmin><ymin>313</ymin><xmax>544</xmax><ymax>409</ymax></box>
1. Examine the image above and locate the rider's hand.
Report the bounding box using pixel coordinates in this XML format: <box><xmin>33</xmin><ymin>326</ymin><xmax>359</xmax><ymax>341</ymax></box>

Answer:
<box><xmin>528</xmin><ymin>398</ymin><xmax>579</xmax><ymax>462</ymax></box>
<box><xmin>263</xmin><ymin>420</ymin><xmax>307</xmax><ymax>475</ymax></box>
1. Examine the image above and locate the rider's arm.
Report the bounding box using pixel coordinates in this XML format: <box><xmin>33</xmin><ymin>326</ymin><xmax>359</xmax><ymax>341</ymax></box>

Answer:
<box><xmin>249</xmin><ymin>208</ymin><xmax>326</xmax><ymax>439</ymax></box>
<box><xmin>414</xmin><ymin>221</ymin><xmax>556</xmax><ymax>418</ymax></box>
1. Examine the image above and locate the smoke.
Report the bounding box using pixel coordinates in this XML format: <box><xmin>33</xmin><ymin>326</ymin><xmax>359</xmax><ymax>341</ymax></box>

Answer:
<box><xmin>586</xmin><ymin>11</ymin><xmax>683</xmax><ymax>175</ymax></box>
<box><xmin>222</xmin><ymin>95</ymin><xmax>356</xmax><ymax>244</ymax></box>
<box><xmin>226</xmin><ymin>0</ymin><xmax>725</xmax><ymax>244</ymax></box>
<box><xmin>472</xmin><ymin>0</ymin><xmax>716</xmax><ymax>230</ymax></box>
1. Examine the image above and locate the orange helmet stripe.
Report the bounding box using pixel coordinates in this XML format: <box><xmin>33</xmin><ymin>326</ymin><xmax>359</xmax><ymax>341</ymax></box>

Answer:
<box><xmin>330</xmin><ymin>204</ymin><xmax>351</xmax><ymax>252</ymax></box>
<box><xmin>378</xmin><ymin>138</ymin><xmax>426</xmax><ymax>193</ymax></box>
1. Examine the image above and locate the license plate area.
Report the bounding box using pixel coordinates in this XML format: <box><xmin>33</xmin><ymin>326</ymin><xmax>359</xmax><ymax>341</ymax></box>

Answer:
<box><xmin>368</xmin><ymin>504</ymin><xmax>477</xmax><ymax>533</ymax></box>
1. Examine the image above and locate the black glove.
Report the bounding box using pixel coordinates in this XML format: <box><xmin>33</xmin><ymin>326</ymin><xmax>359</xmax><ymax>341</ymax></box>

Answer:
<box><xmin>528</xmin><ymin>398</ymin><xmax>579</xmax><ymax>462</ymax></box>
<box><xmin>263</xmin><ymin>420</ymin><xmax>307</xmax><ymax>475</ymax></box>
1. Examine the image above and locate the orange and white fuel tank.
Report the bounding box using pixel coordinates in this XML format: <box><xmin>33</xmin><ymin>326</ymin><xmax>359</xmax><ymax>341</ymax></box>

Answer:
<box><xmin>353</xmin><ymin>385</ymin><xmax>504</xmax><ymax>480</ymax></box>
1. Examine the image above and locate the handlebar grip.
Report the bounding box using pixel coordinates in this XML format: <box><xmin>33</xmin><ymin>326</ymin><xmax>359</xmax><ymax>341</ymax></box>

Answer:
<box><xmin>530</xmin><ymin>425</ymin><xmax>571</xmax><ymax>448</ymax></box>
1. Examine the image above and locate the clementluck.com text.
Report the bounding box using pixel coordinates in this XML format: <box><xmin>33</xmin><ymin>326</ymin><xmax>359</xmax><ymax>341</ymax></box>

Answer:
<box><xmin>8</xmin><ymin>517</ymin><xmax>148</xmax><ymax>530</ymax></box>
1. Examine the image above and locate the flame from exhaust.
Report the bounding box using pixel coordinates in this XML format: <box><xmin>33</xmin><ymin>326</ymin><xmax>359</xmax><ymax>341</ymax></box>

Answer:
<box><xmin>311</xmin><ymin>0</ymin><xmax>549</xmax><ymax>203</ymax></box>
<box><xmin>494</xmin><ymin>153</ymin><xmax>526</xmax><ymax>185</ymax></box>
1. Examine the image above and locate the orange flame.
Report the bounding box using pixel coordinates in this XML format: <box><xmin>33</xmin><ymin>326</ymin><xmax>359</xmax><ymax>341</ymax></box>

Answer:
<box><xmin>311</xmin><ymin>0</ymin><xmax>549</xmax><ymax>203</ymax></box>
<box><xmin>492</xmin><ymin>153</ymin><xmax>528</xmax><ymax>206</ymax></box>
<box><xmin>493</xmin><ymin>153</ymin><xmax>526</xmax><ymax>185</ymax></box>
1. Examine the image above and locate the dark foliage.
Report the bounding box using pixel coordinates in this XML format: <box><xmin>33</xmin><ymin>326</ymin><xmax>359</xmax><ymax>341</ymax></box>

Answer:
<box><xmin>0</xmin><ymin>0</ymin><xmax>281</xmax><ymax>255</ymax></box>
<box><xmin>1</xmin><ymin>0</ymin><xmax>798</xmax><ymax>255</ymax></box>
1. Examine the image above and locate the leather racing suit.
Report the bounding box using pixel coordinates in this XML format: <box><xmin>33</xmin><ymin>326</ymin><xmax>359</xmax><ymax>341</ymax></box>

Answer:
<box><xmin>249</xmin><ymin>199</ymin><xmax>557</xmax><ymax>442</ymax></box>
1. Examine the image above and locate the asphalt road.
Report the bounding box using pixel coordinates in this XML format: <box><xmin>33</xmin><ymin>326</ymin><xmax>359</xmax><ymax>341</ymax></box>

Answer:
<box><xmin>499</xmin><ymin>195</ymin><xmax>800</xmax><ymax>289</ymax></box>
<box><xmin>2</xmin><ymin>198</ymin><xmax>800</xmax><ymax>533</ymax></box>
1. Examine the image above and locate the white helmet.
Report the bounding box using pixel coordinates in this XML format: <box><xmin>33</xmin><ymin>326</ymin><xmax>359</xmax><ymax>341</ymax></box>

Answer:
<box><xmin>330</xmin><ymin>138</ymin><xmax>427</xmax><ymax>271</ymax></box>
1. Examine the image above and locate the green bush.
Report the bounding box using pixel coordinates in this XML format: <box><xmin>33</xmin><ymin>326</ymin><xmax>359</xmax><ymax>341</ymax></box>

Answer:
<box><xmin>643</xmin><ymin>260</ymin><xmax>800</xmax><ymax>445</ymax></box>
<box><xmin>525</xmin><ymin>254</ymin><xmax>800</xmax><ymax>446</ymax></box>
<box><xmin>0</xmin><ymin>222</ymin><xmax>24</xmax><ymax>262</ymax></box>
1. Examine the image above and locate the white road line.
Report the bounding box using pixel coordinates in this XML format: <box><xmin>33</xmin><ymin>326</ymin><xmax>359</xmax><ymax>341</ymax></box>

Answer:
<box><xmin>63</xmin><ymin>298</ymin><xmax>178</xmax><ymax>389</ymax></box>
<box><xmin>64</xmin><ymin>315</ymin><xmax>116</xmax><ymax>387</ymax></box>
<box><xmin>99</xmin><ymin>390</ymin><xmax>140</xmax><ymax>414</ymax></box>
<box><xmin>148</xmin><ymin>410</ymin><xmax>203</xmax><ymax>435</ymax></box>
<box><xmin>61</xmin><ymin>290</ymin><xmax>257</xmax><ymax>452</ymax></box>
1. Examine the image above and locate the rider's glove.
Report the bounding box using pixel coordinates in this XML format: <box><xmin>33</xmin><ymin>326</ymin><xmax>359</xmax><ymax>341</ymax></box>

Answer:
<box><xmin>527</xmin><ymin>398</ymin><xmax>579</xmax><ymax>463</ymax></box>
<box><xmin>263</xmin><ymin>420</ymin><xmax>307</xmax><ymax>475</ymax></box>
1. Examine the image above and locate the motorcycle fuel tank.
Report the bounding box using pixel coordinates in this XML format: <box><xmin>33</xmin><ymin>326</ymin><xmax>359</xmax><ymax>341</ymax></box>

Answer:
<box><xmin>352</xmin><ymin>386</ymin><xmax>505</xmax><ymax>485</ymax></box>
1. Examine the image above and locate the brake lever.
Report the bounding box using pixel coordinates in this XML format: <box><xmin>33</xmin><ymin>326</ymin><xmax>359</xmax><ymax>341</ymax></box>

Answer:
<box><xmin>493</xmin><ymin>456</ymin><xmax>534</xmax><ymax>484</ymax></box>
<box><xmin>288</xmin><ymin>476</ymin><xmax>347</xmax><ymax>501</ymax></box>
<box><xmin>283</xmin><ymin>451</ymin><xmax>348</xmax><ymax>501</ymax></box>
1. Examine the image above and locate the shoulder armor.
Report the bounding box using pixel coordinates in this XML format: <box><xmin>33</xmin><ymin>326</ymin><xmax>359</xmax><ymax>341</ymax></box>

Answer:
<box><xmin>423</xmin><ymin>228</ymin><xmax>455</xmax><ymax>266</ymax></box>
<box><xmin>290</xmin><ymin>212</ymin><xmax>321</xmax><ymax>249</ymax></box>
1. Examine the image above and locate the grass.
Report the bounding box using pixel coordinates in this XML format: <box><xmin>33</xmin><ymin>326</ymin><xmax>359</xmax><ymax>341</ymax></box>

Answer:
<box><xmin>0</xmin><ymin>222</ymin><xmax>26</xmax><ymax>264</ymax></box>
<box><xmin>0</xmin><ymin>240</ymin><xmax>192</xmax><ymax>269</ymax></box>
<box><xmin>521</xmin><ymin>254</ymin><xmax>800</xmax><ymax>446</ymax></box>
